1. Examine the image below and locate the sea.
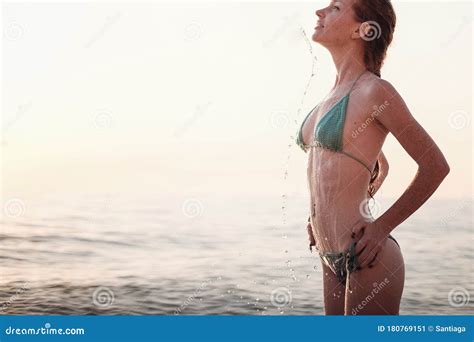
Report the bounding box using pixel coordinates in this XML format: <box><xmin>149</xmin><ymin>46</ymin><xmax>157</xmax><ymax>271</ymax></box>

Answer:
<box><xmin>1</xmin><ymin>193</ymin><xmax>472</xmax><ymax>315</ymax></box>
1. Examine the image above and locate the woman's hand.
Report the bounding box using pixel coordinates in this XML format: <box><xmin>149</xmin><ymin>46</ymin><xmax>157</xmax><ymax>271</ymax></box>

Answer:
<box><xmin>351</xmin><ymin>220</ymin><xmax>389</xmax><ymax>268</ymax></box>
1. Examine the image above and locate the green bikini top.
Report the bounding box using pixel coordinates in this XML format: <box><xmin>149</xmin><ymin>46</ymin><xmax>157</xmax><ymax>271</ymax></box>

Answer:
<box><xmin>296</xmin><ymin>70</ymin><xmax>374</xmax><ymax>174</ymax></box>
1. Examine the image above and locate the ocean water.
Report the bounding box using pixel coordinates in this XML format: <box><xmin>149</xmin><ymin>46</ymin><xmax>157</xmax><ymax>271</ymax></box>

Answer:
<box><xmin>0</xmin><ymin>193</ymin><xmax>472</xmax><ymax>315</ymax></box>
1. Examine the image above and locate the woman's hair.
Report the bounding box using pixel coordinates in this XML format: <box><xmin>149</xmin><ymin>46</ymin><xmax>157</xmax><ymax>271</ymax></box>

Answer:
<box><xmin>352</xmin><ymin>0</ymin><xmax>396</xmax><ymax>198</ymax></box>
<box><xmin>352</xmin><ymin>0</ymin><xmax>397</xmax><ymax>77</ymax></box>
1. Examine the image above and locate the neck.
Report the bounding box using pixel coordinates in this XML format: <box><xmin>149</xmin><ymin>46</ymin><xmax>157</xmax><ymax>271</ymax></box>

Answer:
<box><xmin>328</xmin><ymin>44</ymin><xmax>366</xmax><ymax>88</ymax></box>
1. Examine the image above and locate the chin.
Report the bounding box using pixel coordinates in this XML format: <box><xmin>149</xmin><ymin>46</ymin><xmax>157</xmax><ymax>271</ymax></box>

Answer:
<box><xmin>312</xmin><ymin>32</ymin><xmax>331</xmax><ymax>47</ymax></box>
<box><xmin>311</xmin><ymin>32</ymin><xmax>323</xmax><ymax>43</ymax></box>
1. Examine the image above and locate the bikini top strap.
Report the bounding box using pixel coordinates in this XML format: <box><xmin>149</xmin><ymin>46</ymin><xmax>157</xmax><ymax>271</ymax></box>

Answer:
<box><xmin>348</xmin><ymin>70</ymin><xmax>368</xmax><ymax>94</ymax></box>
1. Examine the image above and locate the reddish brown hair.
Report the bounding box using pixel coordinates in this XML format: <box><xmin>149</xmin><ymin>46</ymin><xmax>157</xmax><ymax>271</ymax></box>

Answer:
<box><xmin>352</xmin><ymin>0</ymin><xmax>396</xmax><ymax>77</ymax></box>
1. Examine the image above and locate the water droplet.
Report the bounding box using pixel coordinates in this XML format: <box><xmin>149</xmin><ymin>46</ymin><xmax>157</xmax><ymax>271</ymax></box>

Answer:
<box><xmin>306</xmin><ymin>274</ymin><xmax>310</xmax><ymax>279</ymax></box>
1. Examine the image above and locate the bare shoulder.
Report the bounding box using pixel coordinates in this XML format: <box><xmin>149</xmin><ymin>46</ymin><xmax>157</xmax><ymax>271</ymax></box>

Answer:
<box><xmin>356</xmin><ymin>76</ymin><xmax>416</xmax><ymax>137</ymax></box>
<box><xmin>356</xmin><ymin>75</ymin><xmax>448</xmax><ymax>169</ymax></box>
<box><xmin>358</xmin><ymin>76</ymin><xmax>399</xmax><ymax>104</ymax></box>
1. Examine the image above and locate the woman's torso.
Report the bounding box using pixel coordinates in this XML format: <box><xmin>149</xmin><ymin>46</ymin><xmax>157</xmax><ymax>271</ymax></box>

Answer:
<box><xmin>301</xmin><ymin>75</ymin><xmax>389</xmax><ymax>252</ymax></box>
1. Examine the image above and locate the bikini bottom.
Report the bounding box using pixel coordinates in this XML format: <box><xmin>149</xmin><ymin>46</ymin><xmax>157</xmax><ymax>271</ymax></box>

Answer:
<box><xmin>315</xmin><ymin>234</ymin><xmax>400</xmax><ymax>290</ymax></box>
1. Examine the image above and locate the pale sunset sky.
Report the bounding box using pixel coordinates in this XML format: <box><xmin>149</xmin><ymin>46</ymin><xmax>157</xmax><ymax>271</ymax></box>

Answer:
<box><xmin>1</xmin><ymin>0</ymin><xmax>472</xmax><ymax>201</ymax></box>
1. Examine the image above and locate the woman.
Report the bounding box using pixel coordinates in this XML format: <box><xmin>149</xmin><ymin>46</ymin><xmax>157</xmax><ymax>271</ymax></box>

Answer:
<box><xmin>297</xmin><ymin>0</ymin><xmax>450</xmax><ymax>315</ymax></box>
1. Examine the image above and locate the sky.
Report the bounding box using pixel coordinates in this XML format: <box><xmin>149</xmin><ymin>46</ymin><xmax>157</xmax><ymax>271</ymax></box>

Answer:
<box><xmin>1</xmin><ymin>1</ymin><xmax>472</xmax><ymax>200</ymax></box>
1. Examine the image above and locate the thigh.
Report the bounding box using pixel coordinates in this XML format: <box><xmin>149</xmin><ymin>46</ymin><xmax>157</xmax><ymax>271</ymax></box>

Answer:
<box><xmin>345</xmin><ymin>238</ymin><xmax>405</xmax><ymax>315</ymax></box>
<box><xmin>321</xmin><ymin>260</ymin><xmax>346</xmax><ymax>315</ymax></box>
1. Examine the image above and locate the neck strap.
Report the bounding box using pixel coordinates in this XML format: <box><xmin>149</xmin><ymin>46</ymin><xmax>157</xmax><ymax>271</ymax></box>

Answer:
<box><xmin>348</xmin><ymin>70</ymin><xmax>367</xmax><ymax>93</ymax></box>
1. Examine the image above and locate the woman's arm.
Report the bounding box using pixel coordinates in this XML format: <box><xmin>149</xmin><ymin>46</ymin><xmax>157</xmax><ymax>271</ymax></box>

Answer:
<box><xmin>352</xmin><ymin>79</ymin><xmax>450</xmax><ymax>267</ymax></box>
<box><xmin>370</xmin><ymin>150</ymin><xmax>389</xmax><ymax>196</ymax></box>
<box><xmin>372</xmin><ymin>80</ymin><xmax>450</xmax><ymax>233</ymax></box>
